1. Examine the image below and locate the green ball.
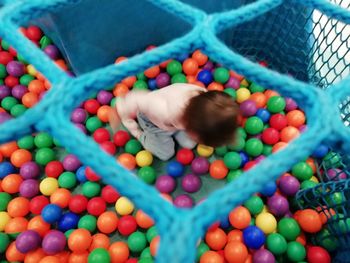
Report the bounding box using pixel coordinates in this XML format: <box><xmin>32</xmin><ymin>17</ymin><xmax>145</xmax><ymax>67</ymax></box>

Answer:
<box><xmin>292</xmin><ymin>162</ymin><xmax>313</xmax><ymax>181</ymax></box>
<box><xmin>245</xmin><ymin>138</ymin><xmax>263</xmax><ymax>157</ymax></box>
<box><xmin>86</xmin><ymin>117</ymin><xmax>102</xmax><ymax>133</ymax></box>
<box><xmin>171</xmin><ymin>73</ymin><xmax>187</xmax><ymax>84</ymax></box>
<box><xmin>277</xmin><ymin>218</ymin><xmax>300</xmax><ymax>241</ymax></box>
<box><xmin>327</xmin><ymin>192</ymin><xmax>344</xmax><ymax>205</ymax></box>
<box><xmin>140</xmin><ymin>247</ymin><xmax>152</xmax><ymax>258</ymax></box>
<box><xmin>1</xmin><ymin>97</ymin><xmax>18</xmax><ymax>111</ymax></box>
<box><xmin>236</xmin><ymin>127</ymin><xmax>247</xmax><ymax>139</ymax></box>
<box><xmin>133</xmin><ymin>80</ymin><xmax>148</xmax><ymax>90</ymax></box>
<box><xmin>266</xmin><ymin>233</ymin><xmax>287</xmax><ymax>255</ymax></box>
<box><xmin>229</xmin><ymin>137</ymin><xmax>245</xmax><ymax>151</ymax></box>
<box><xmin>146</xmin><ymin>226</ymin><xmax>158</xmax><ymax>242</ymax></box>
<box><xmin>34</xmin><ymin>132</ymin><xmax>53</xmax><ymax>148</ymax></box>
<box><xmin>78</xmin><ymin>215</ymin><xmax>97</xmax><ymax>232</ymax></box>
<box><xmin>249</xmin><ymin>82</ymin><xmax>265</xmax><ymax>93</ymax></box>
<box><xmin>53</xmin><ymin>138</ymin><xmax>61</xmax><ymax>147</ymax></box>
<box><xmin>223</xmin><ymin>152</ymin><xmax>241</xmax><ymax>170</ymax></box>
<box><xmin>125</xmin><ymin>139</ymin><xmax>142</xmax><ymax>155</ymax></box>
<box><xmin>88</xmin><ymin>248</ymin><xmax>111</xmax><ymax>263</ymax></box>
<box><xmin>267</xmin><ymin>96</ymin><xmax>286</xmax><ymax>113</ymax></box>
<box><xmin>316</xmin><ymin>228</ymin><xmax>338</xmax><ymax>251</ymax></box>
<box><xmin>35</xmin><ymin>147</ymin><xmax>55</xmax><ymax>165</ymax></box>
<box><xmin>138</xmin><ymin>166</ymin><xmax>156</xmax><ymax>184</ymax></box>
<box><xmin>323</xmin><ymin>151</ymin><xmax>341</xmax><ymax>168</ymax></box>
<box><xmin>0</xmin><ymin>64</ymin><xmax>6</xmax><ymax>78</ymax></box>
<box><xmin>137</xmin><ymin>72</ymin><xmax>147</xmax><ymax>81</ymax></box>
<box><xmin>0</xmin><ymin>80</ymin><xmax>3</xmax><ymax>85</ymax></box>
<box><xmin>58</xmin><ymin>171</ymin><xmax>77</xmax><ymax>189</ymax></box>
<box><xmin>40</xmin><ymin>36</ymin><xmax>52</xmax><ymax>49</ymax></box>
<box><xmin>128</xmin><ymin>231</ymin><xmax>147</xmax><ymax>253</ymax></box>
<box><xmin>65</xmin><ymin>229</ymin><xmax>74</xmax><ymax>239</ymax></box>
<box><xmin>214</xmin><ymin>67</ymin><xmax>230</xmax><ymax>84</ymax></box>
<box><xmin>82</xmin><ymin>181</ymin><xmax>101</xmax><ymax>198</ymax></box>
<box><xmin>20</xmin><ymin>74</ymin><xmax>35</xmax><ymax>86</ymax></box>
<box><xmin>17</xmin><ymin>135</ymin><xmax>35</xmax><ymax>149</ymax></box>
<box><xmin>110</xmin><ymin>97</ymin><xmax>117</xmax><ymax>107</ymax></box>
<box><xmin>196</xmin><ymin>242</ymin><xmax>210</xmax><ymax>261</ymax></box>
<box><xmin>215</xmin><ymin>146</ymin><xmax>228</xmax><ymax>157</ymax></box>
<box><xmin>226</xmin><ymin>170</ymin><xmax>242</xmax><ymax>183</ymax></box>
<box><xmin>17</xmin><ymin>53</ymin><xmax>28</xmax><ymax>64</ymax></box>
<box><xmin>300</xmin><ymin>180</ymin><xmax>317</xmax><ymax>190</ymax></box>
<box><xmin>0</xmin><ymin>233</ymin><xmax>10</xmax><ymax>253</ymax></box>
<box><xmin>1</xmin><ymin>40</ymin><xmax>10</xmax><ymax>50</ymax></box>
<box><xmin>138</xmin><ymin>259</ymin><xmax>153</xmax><ymax>263</ymax></box>
<box><xmin>286</xmin><ymin>241</ymin><xmax>306</xmax><ymax>262</ymax></box>
<box><xmin>243</xmin><ymin>195</ymin><xmax>264</xmax><ymax>215</ymax></box>
<box><xmin>262</xmin><ymin>145</ymin><xmax>272</xmax><ymax>156</ymax></box>
<box><xmin>10</xmin><ymin>104</ymin><xmax>26</xmax><ymax>117</ymax></box>
<box><xmin>244</xmin><ymin>116</ymin><xmax>264</xmax><ymax>135</ymax></box>
<box><xmin>0</xmin><ymin>193</ymin><xmax>11</xmax><ymax>211</ymax></box>
<box><xmin>166</xmin><ymin>60</ymin><xmax>182</xmax><ymax>76</ymax></box>
<box><xmin>224</xmin><ymin>88</ymin><xmax>236</xmax><ymax>99</ymax></box>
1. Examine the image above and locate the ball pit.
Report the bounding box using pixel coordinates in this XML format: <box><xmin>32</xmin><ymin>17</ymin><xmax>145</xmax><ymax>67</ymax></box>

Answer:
<box><xmin>0</xmin><ymin>28</ymin><xmax>336</xmax><ymax>262</ymax></box>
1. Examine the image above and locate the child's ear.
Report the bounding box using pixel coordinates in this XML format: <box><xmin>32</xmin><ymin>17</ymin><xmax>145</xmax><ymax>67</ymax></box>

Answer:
<box><xmin>109</xmin><ymin>107</ymin><xmax>121</xmax><ymax>133</ymax></box>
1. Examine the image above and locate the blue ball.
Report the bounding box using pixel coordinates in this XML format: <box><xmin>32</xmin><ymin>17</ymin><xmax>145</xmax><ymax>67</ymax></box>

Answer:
<box><xmin>256</xmin><ymin>109</ymin><xmax>271</xmax><ymax>123</ymax></box>
<box><xmin>0</xmin><ymin>161</ymin><xmax>16</xmax><ymax>179</ymax></box>
<box><xmin>243</xmin><ymin>226</ymin><xmax>265</xmax><ymax>249</ymax></box>
<box><xmin>197</xmin><ymin>70</ymin><xmax>213</xmax><ymax>85</ymax></box>
<box><xmin>58</xmin><ymin>212</ymin><xmax>79</xmax><ymax>232</ymax></box>
<box><xmin>148</xmin><ymin>78</ymin><xmax>157</xmax><ymax>90</ymax></box>
<box><xmin>239</xmin><ymin>152</ymin><xmax>249</xmax><ymax>166</ymax></box>
<box><xmin>312</xmin><ymin>144</ymin><xmax>328</xmax><ymax>158</ymax></box>
<box><xmin>220</xmin><ymin>216</ymin><xmax>230</xmax><ymax>229</ymax></box>
<box><xmin>260</xmin><ymin>181</ymin><xmax>277</xmax><ymax>197</ymax></box>
<box><xmin>76</xmin><ymin>166</ymin><xmax>87</xmax><ymax>183</ymax></box>
<box><xmin>42</xmin><ymin>204</ymin><xmax>62</xmax><ymax>224</ymax></box>
<box><xmin>166</xmin><ymin>161</ymin><xmax>184</xmax><ymax>178</ymax></box>
<box><xmin>177</xmin><ymin>53</ymin><xmax>189</xmax><ymax>62</ymax></box>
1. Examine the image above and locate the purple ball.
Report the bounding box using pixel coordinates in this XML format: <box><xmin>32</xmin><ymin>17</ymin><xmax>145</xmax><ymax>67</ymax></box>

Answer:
<box><xmin>42</xmin><ymin>230</ymin><xmax>66</xmax><ymax>255</ymax></box>
<box><xmin>75</xmin><ymin>123</ymin><xmax>87</xmax><ymax>134</ymax></box>
<box><xmin>0</xmin><ymin>112</ymin><xmax>11</xmax><ymax>124</ymax></box>
<box><xmin>299</xmin><ymin>125</ymin><xmax>307</xmax><ymax>132</ymax></box>
<box><xmin>156</xmin><ymin>73</ymin><xmax>170</xmax><ymax>88</ymax></box>
<box><xmin>285</xmin><ymin>97</ymin><xmax>298</xmax><ymax>112</ymax></box>
<box><xmin>15</xmin><ymin>230</ymin><xmax>41</xmax><ymax>253</ymax></box>
<box><xmin>155</xmin><ymin>175</ymin><xmax>176</xmax><ymax>193</ymax></box>
<box><xmin>63</xmin><ymin>154</ymin><xmax>81</xmax><ymax>171</ymax></box>
<box><xmin>39</xmin><ymin>91</ymin><xmax>47</xmax><ymax>100</ymax></box>
<box><xmin>327</xmin><ymin>168</ymin><xmax>347</xmax><ymax>181</ymax></box>
<box><xmin>0</xmin><ymin>85</ymin><xmax>11</xmax><ymax>99</ymax></box>
<box><xmin>240</xmin><ymin>100</ymin><xmax>257</xmax><ymax>117</ymax></box>
<box><xmin>253</xmin><ymin>249</ymin><xmax>275</xmax><ymax>263</ymax></box>
<box><xmin>255</xmin><ymin>155</ymin><xmax>266</xmax><ymax>163</ymax></box>
<box><xmin>267</xmin><ymin>194</ymin><xmax>289</xmax><ymax>216</ymax></box>
<box><xmin>191</xmin><ymin>157</ymin><xmax>209</xmax><ymax>175</ymax></box>
<box><xmin>20</xmin><ymin>161</ymin><xmax>40</xmax><ymax>179</ymax></box>
<box><xmin>6</xmin><ymin>61</ymin><xmax>25</xmax><ymax>77</ymax></box>
<box><xmin>71</xmin><ymin>108</ymin><xmax>87</xmax><ymax>123</ymax></box>
<box><xmin>203</xmin><ymin>61</ymin><xmax>214</xmax><ymax>70</ymax></box>
<box><xmin>279</xmin><ymin>175</ymin><xmax>300</xmax><ymax>196</ymax></box>
<box><xmin>44</xmin><ymin>45</ymin><xmax>60</xmax><ymax>60</ymax></box>
<box><xmin>181</xmin><ymin>174</ymin><xmax>202</xmax><ymax>193</ymax></box>
<box><xmin>12</xmin><ymin>84</ymin><xmax>28</xmax><ymax>99</ymax></box>
<box><xmin>19</xmin><ymin>179</ymin><xmax>39</xmax><ymax>198</ymax></box>
<box><xmin>97</xmin><ymin>90</ymin><xmax>113</xmax><ymax>105</ymax></box>
<box><xmin>174</xmin><ymin>194</ymin><xmax>194</xmax><ymax>208</ymax></box>
<box><xmin>225</xmin><ymin>77</ymin><xmax>240</xmax><ymax>89</ymax></box>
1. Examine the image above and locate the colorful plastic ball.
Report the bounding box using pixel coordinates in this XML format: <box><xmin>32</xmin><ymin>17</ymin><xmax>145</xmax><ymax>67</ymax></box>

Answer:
<box><xmin>244</xmin><ymin>117</ymin><xmax>264</xmax><ymax>135</ymax></box>
<box><xmin>78</xmin><ymin>214</ymin><xmax>97</xmax><ymax>232</ymax></box>
<box><xmin>11</xmin><ymin>84</ymin><xmax>27</xmax><ymax>99</ymax></box>
<box><xmin>42</xmin><ymin>230</ymin><xmax>66</xmax><ymax>255</ymax></box>
<box><xmin>166</xmin><ymin>161</ymin><xmax>184</xmax><ymax>177</ymax></box>
<box><xmin>118</xmin><ymin>215</ymin><xmax>138</xmax><ymax>236</ymax></box>
<box><xmin>115</xmin><ymin>196</ymin><xmax>134</xmax><ymax>216</ymax></box>
<box><xmin>117</xmin><ymin>153</ymin><xmax>136</xmax><ymax>170</ymax></box>
<box><xmin>286</xmin><ymin>109</ymin><xmax>305</xmax><ymax>127</ymax></box>
<box><xmin>197</xmin><ymin>69</ymin><xmax>213</xmax><ymax>85</ymax></box>
<box><xmin>19</xmin><ymin>178</ymin><xmax>39</xmax><ymax>198</ymax></box>
<box><xmin>243</xmin><ymin>195</ymin><xmax>263</xmax><ymax>216</ymax></box>
<box><xmin>97</xmin><ymin>211</ymin><xmax>118</xmax><ymax>234</ymax></box>
<box><xmin>136</xmin><ymin>210</ymin><xmax>154</xmax><ymax>229</ymax></box>
<box><xmin>191</xmin><ymin>157</ymin><xmax>209</xmax><ymax>175</ymax></box>
<box><xmin>7</xmin><ymin>196</ymin><xmax>29</xmax><ymax>217</ymax></box>
<box><xmin>260</xmin><ymin>181</ymin><xmax>277</xmax><ymax>197</ymax></box>
<box><xmin>39</xmin><ymin>177</ymin><xmax>58</xmax><ymax>196</ymax></box>
<box><xmin>183</xmin><ymin>58</ymin><xmax>199</xmax><ymax>75</ymax></box>
<box><xmin>209</xmin><ymin>160</ymin><xmax>228</xmax><ymax>179</ymax></box>
<box><xmin>90</xmin><ymin>233</ymin><xmax>110</xmax><ymax>251</ymax></box>
<box><xmin>109</xmin><ymin>241</ymin><xmax>130</xmax><ymax>263</ymax></box>
<box><xmin>87</xmin><ymin>197</ymin><xmax>106</xmax><ymax>216</ymax></box>
<box><xmin>243</xmin><ymin>226</ymin><xmax>265</xmax><ymax>249</ymax></box>
<box><xmin>5</xmin><ymin>241</ymin><xmax>25</xmax><ymax>262</ymax></box>
<box><xmin>62</xmin><ymin>154</ymin><xmax>81</xmax><ymax>172</ymax></box>
<box><xmin>101</xmin><ymin>185</ymin><xmax>120</xmax><ymax>204</ymax></box>
<box><xmin>88</xmin><ymin>248</ymin><xmax>110</xmax><ymax>263</ymax></box>
<box><xmin>214</xmin><ymin>67</ymin><xmax>230</xmax><ymax>84</ymax></box>
<box><xmin>148</xmin><ymin>78</ymin><xmax>157</xmax><ymax>90</ymax></box>
<box><xmin>0</xmin><ymin>162</ymin><xmax>16</xmax><ymax>179</ymax></box>
<box><xmin>287</xmin><ymin>241</ymin><xmax>306</xmax><ymax>262</ymax></box>
<box><xmin>0</xmin><ymin>232</ymin><xmax>9</xmax><ymax>254</ymax></box>
<box><xmin>43</xmin><ymin>161</ymin><xmax>62</xmax><ymax>179</ymax></box>
<box><xmin>6</xmin><ymin>61</ymin><xmax>25</xmax><ymax>77</ymax></box>
<box><xmin>197</xmin><ymin>144</ymin><xmax>214</xmax><ymax>157</ymax></box>
<box><xmin>35</xmin><ymin>148</ymin><xmax>55</xmax><ymax>166</ymax></box>
<box><xmin>312</xmin><ymin>144</ymin><xmax>328</xmax><ymax>158</ymax></box>
<box><xmin>277</xmin><ymin>218</ymin><xmax>300</xmax><ymax>241</ymax></box>
<box><xmin>166</xmin><ymin>60</ymin><xmax>182</xmax><ymax>76</ymax></box>
<box><xmin>136</xmin><ymin>150</ymin><xmax>153</xmax><ymax>167</ymax></box>
<box><xmin>205</xmin><ymin>227</ymin><xmax>227</xmax><ymax>251</ymax></box>
<box><xmin>269</xmin><ymin>113</ymin><xmax>287</xmax><ymax>130</ymax></box>
<box><xmin>307</xmin><ymin>246</ymin><xmax>331</xmax><ymax>263</ymax></box>
<box><xmin>137</xmin><ymin>166</ymin><xmax>156</xmax><ymax>184</ymax></box>
<box><xmin>292</xmin><ymin>162</ymin><xmax>313</xmax><ymax>181</ymax></box>
<box><xmin>68</xmin><ymin>229</ymin><xmax>92</xmax><ymax>253</ymax></box>
<box><xmin>58</xmin><ymin>212</ymin><xmax>79</xmax><ymax>232</ymax></box>
<box><xmin>42</xmin><ymin>204</ymin><xmax>62</xmax><ymax>223</ymax></box>
<box><xmin>127</xmin><ymin>231</ymin><xmax>147</xmax><ymax>253</ymax></box>
<box><xmin>297</xmin><ymin>209</ymin><xmax>322</xmax><ymax>233</ymax></box>
<box><xmin>34</xmin><ymin>133</ymin><xmax>53</xmax><ymax>148</ymax></box>
<box><xmin>69</xmin><ymin>194</ymin><xmax>88</xmax><ymax>214</ymax></box>
<box><xmin>224</xmin><ymin>241</ymin><xmax>248</xmax><ymax>263</ymax></box>
<box><xmin>181</xmin><ymin>173</ymin><xmax>202</xmax><ymax>193</ymax></box>
<box><xmin>58</xmin><ymin>171</ymin><xmax>77</xmax><ymax>189</ymax></box>
<box><xmin>76</xmin><ymin>166</ymin><xmax>87</xmax><ymax>183</ymax></box>
<box><xmin>261</xmin><ymin>127</ymin><xmax>279</xmax><ymax>145</ymax></box>
<box><xmin>1</xmin><ymin>173</ymin><xmax>23</xmax><ymax>194</ymax></box>
<box><xmin>0</xmin><ymin>192</ymin><xmax>11</xmax><ymax>211</ymax></box>
<box><xmin>15</xmin><ymin>230</ymin><xmax>41</xmax><ymax>253</ymax></box>
<box><xmin>252</xmin><ymin>249</ymin><xmax>275</xmax><ymax>263</ymax></box>
<box><xmin>29</xmin><ymin>195</ymin><xmax>49</xmax><ymax>215</ymax></box>
<box><xmin>0</xmin><ymin>211</ymin><xmax>10</xmax><ymax>231</ymax></box>
<box><xmin>156</xmin><ymin>73</ymin><xmax>170</xmax><ymax>88</ymax></box>
<box><xmin>255</xmin><ymin>212</ymin><xmax>277</xmax><ymax>234</ymax></box>
<box><xmin>155</xmin><ymin>175</ymin><xmax>176</xmax><ymax>193</ymax></box>
<box><xmin>113</xmin><ymin>130</ymin><xmax>130</xmax><ymax>146</ymax></box>
<box><xmin>82</xmin><ymin>181</ymin><xmax>101</xmax><ymax>198</ymax></box>
<box><xmin>19</xmin><ymin>161</ymin><xmax>39</xmax><ymax>179</ymax></box>
<box><xmin>229</xmin><ymin>206</ymin><xmax>251</xmax><ymax>229</ymax></box>
<box><xmin>236</xmin><ymin>88</ymin><xmax>251</xmax><ymax>103</ymax></box>
<box><xmin>267</xmin><ymin>96</ymin><xmax>285</xmax><ymax>113</ymax></box>
<box><xmin>266</xmin><ymin>233</ymin><xmax>288</xmax><ymax>256</ymax></box>
<box><xmin>245</xmin><ymin>138</ymin><xmax>263</xmax><ymax>157</ymax></box>
<box><xmin>70</xmin><ymin>107</ymin><xmax>86</xmax><ymax>124</ymax></box>
<box><xmin>223</xmin><ymin>152</ymin><xmax>241</xmax><ymax>170</ymax></box>
<box><xmin>267</xmin><ymin>194</ymin><xmax>289</xmax><ymax>217</ymax></box>
<box><xmin>240</xmin><ymin>100</ymin><xmax>257</xmax><ymax>117</ymax></box>
<box><xmin>174</xmin><ymin>194</ymin><xmax>194</xmax><ymax>208</ymax></box>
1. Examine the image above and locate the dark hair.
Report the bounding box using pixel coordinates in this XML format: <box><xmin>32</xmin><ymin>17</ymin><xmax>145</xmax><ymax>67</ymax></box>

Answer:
<box><xmin>182</xmin><ymin>91</ymin><xmax>239</xmax><ymax>147</ymax></box>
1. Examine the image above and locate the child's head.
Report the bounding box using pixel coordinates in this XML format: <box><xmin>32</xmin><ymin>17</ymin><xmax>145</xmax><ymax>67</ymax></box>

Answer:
<box><xmin>182</xmin><ymin>91</ymin><xmax>239</xmax><ymax>147</ymax></box>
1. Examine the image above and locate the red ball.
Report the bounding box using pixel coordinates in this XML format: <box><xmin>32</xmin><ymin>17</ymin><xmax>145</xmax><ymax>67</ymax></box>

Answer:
<box><xmin>176</xmin><ymin>148</ymin><xmax>194</xmax><ymax>165</ymax></box>
<box><xmin>101</xmin><ymin>185</ymin><xmax>120</xmax><ymax>204</ymax></box>
<box><xmin>208</xmin><ymin>221</ymin><xmax>220</xmax><ymax>232</ymax></box>
<box><xmin>9</xmin><ymin>47</ymin><xmax>17</xmax><ymax>57</ymax></box>
<box><xmin>85</xmin><ymin>167</ymin><xmax>101</xmax><ymax>181</ymax></box>
<box><xmin>243</xmin><ymin>160</ymin><xmax>257</xmax><ymax>171</ymax></box>
<box><xmin>5</xmin><ymin>75</ymin><xmax>19</xmax><ymax>87</ymax></box>
<box><xmin>113</xmin><ymin>130</ymin><xmax>130</xmax><ymax>147</ymax></box>
<box><xmin>30</xmin><ymin>195</ymin><xmax>49</xmax><ymax>214</ymax></box>
<box><xmin>26</xmin><ymin>26</ymin><xmax>43</xmax><ymax>41</ymax></box>
<box><xmin>45</xmin><ymin>161</ymin><xmax>64</xmax><ymax>178</ymax></box>
<box><xmin>117</xmin><ymin>215</ymin><xmax>138</xmax><ymax>236</ymax></box>
<box><xmin>100</xmin><ymin>141</ymin><xmax>116</xmax><ymax>155</ymax></box>
<box><xmin>269</xmin><ymin>113</ymin><xmax>288</xmax><ymax>130</ymax></box>
<box><xmin>126</xmin><ymin>259</ymin><xmax>138</xmax><ymax>263</ymax></box>
<box><xmin>69</xmin><ymin>194</ymin><xmax>88</xmax><ymax>214</ymax></box>
<box><xmin>0</xmin><ymin>51</ymin><xmax>14</xmax><ymax>65</ymax></box>
<box><xmin>87</xmin><ymin>197</ymin><xmax>106</xmax><ymax>216</ymax></box>
<box><xmin>261</xmin><ymin>128</ymin><xmax>280</xmax><ymax>145</ymax></box>
<box><xmin>84</xmin><ymin>99</ymin><xmax>100</xmax><ymax>114</ymax></box>
<box><xmin>307</xmin><ymin>246</ymin><xmax>331</xmax><ymax>263</ymax></box>
<box><xmin>93</xmin><ymin>128</ymin><xmax>110</xmax><ymax>143</ymax></box>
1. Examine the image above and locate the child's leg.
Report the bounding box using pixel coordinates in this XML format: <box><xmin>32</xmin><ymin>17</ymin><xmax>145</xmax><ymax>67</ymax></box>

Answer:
<box><xmin>137</xmin><ymin>113</ymin><xmax>175</xmax><ymax>161</ymax></box>
<box><xmin>174</xmin><ymin>131</ymin><xmax>197</xmax><ymax>149</ymax></box>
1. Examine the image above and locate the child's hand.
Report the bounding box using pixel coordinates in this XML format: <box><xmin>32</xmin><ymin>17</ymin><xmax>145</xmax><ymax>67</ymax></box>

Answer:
<box><xmin>109</xmin><ymin>107</ymin><xmax>122</xmax><ymax>133</ymax></box>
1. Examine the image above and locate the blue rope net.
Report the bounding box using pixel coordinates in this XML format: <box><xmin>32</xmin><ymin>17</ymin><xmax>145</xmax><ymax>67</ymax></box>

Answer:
<box><xmin>0</xmin><ymin>0</ymin><xmax>349</xmax><ymax>262</ymax></box>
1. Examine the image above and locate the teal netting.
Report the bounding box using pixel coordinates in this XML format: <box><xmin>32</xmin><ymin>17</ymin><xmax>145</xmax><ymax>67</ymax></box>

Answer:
<box><xmin>0</xmin><ymin>0</ymin><xmax>350</xmax><ymax>262</ymax></box>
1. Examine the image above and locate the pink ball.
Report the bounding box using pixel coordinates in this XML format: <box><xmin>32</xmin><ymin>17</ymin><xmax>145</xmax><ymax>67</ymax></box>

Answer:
<box><xmin>240</xmin><ymin>100</ymin><xmax>257</xmax><ymax>117</ymax></box>
<box><xmin>181</xmin><ymin>174</ymin><xmax>201</xmax><ymax>193</ymax></box>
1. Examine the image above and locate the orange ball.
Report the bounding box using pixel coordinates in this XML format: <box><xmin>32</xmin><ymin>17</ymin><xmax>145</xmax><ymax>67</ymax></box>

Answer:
<box><xmin>68</xmin><ymin>252</ymin><xmax>89</xmax><ymax>263</ymax></box>
<box><xmin>306</xmin><ymin>158</ymin><xmax>317</xmax><ymax>173</ymax></box>
<box><xmin>200</xmin><ymin>250</ymin><xmax>224</xmax><ymax>263</ymax></box>
<box><xmin>209</xmin><ymin>160</ymin><xmax>228</xmax><ymax>179</ymax></box>
<box><xmin>316</xmin><ymin>206</ymin><xmax>335</xmax><ymax>224</ymax></box>
<box><xmin>296</xmin><ymin>231</ymin><xmax>306</xmax><ymax>246</ymax></box>
<box><xmin>28</xmin><ymin>216</ymin><xmax>51</xmax><ymax>237</ymax></box>
<box><xmin>22</xmin><ymin>92</ymin><xmax>39</xmax><ymax>107</ymax></box>
<box><xmin>113</xmin><ymin>83</ymin><xmax>129</xmax><ymax>97</ymax></box>
<box><xmin>117</xmin><ymin>153</ymin><xmax>136</xmax><ymax>170</ymax></box>
<box><xmin>224</xmin><ymin>241</ymin><xmax>248</xmax><ymax>263</ymax></box>
<box><xmin>280</xmin><ymin>126</ymin><xmax>300</xmax><ymax>142</ymax></box>
<box><xmin>244</xmin><ymin>254</ymin><xmax>252</xmax><ymax>263</ymax></box>
<box><xmin>192</xmin><ymin>50</ymin><xmax>208</xmax><ymax>66</ymax></box>
<box><xmin>39</xmin><ymin>256</ymin><xmax>61</xmax><ymax>263</ymax></box>
<box><xmin>160</xmin><ymin>193</ymin><xmax>172</xmax><ymax>202</ymax></box>
<box><xmin>286</xmin><ymin>110</ymin><xmax>305</xmax><ymax>128</ymax></box>
<box><xmin>229</xmin><ymin>70</ymin><xmax>244</xmax><ymax>81</ymax></box>
<box><xmin>28</xmin><ymin>79</ymin><xmax>45</xmax><ymax>94</ymax></box>
<box><xmin>160</xmin><ymin>59</ymin><xmax>171</xmax><ymax>68</ymax></box>
<box><xmin>208</xmin><ymin>82</ymin><xmax>224</xmax><ymax>91</ymax></box>
<box><xmin>109</xmin><ymin>241</ymin><xmax>129</xmax><ymax>263</ymax></box>
<box><xmin>227</xmin><ymin>230</ymin><xmax>243</xmax><ymax>243</ymax></box>
<box><xmin>10</xmin><ymin>149</ymin><xmax>32</xmax><ymax>167</ymax></box>
<box><xmin>264</xmin><ymin>90</ymin><xmax>280</xmax><ymax>100</ymax></box>
<box><xmin>144</xmin><ymin>65</ymin><xmax>160</xmax><ymax>78</ymax></box>
<box><xmin>115</xmin><ymin>56</ymin><xmax>127</xmax><ymax>64</ymax></box>
<box><xmin>5</xmin><ymin>217</ymin><xmax>28</xmax><ymax>234</ymax></box>
<box><xmin>97</xmin><ymin>105</ymin><xmax>112</xmax><ymax>123</ymax></box>
<box><xmin>53</xmin><ymin>251</ymin><xmax>70</xmax><ymax>263</ymax></box>
<box><xmin>68</xmin><ymin>229</ymin><xmax>92</xmax><ymax>252</ymax></box>
<box><xmin>272</xmin><ymin>141</ymin><xmax>288</xmax><ymax>153</ymax></box>
<box><xmin>50</xmin><ymin>188</ymin><xmax>71</xmax><ymax>208</ymax></box>
<box><xmin>186</xmin><ymin>75</ymin><xmax>196</xmax><ymax>84</ymax></box>
<box><xmin>90</xmin><ymin>233</ymin><xmax>110</xmax><ymax>251</ymax></box>
<box><xmin>205</xmin><ymin>227</ymin><xmax>227</xmax><ymax>250</ymax></box>
<box><xmin>229</xmin><ymin>206</ymin><xmax>251</xmax><ymax>229</ymax></box>
<box><xmin>2</xmin><ymin>173</ymin><xmax>23</xmax><ymax>194</ymax></box>
<box><xmin>150</xmin><ymin>235</ymin><xmax>160</xmax><ymax>256</ymax></box>
<box><xmin>0</xmin><ymin>141</ymin><xmax>18</xmax><ymax>157</ymax></box>
<box><xmin>183</xmin><ymin>58</ymin><xmax>199</xmax><ymax>75</ymax></box>
<box><xmin>193</xmin><ymin>80</ymin><xmax>205</xmax><ymax>88</ymax></box>
<box><xmin>297</xmin><ymin>209</ymin><xmax>322</xmax><ymax>233</ymax></box>
<box><xmin>7</xmin><ymin>197</ymin><xmax>30</xmax><ymax>217</ymax></box>
<box><xmin>55</xmin><ymin>59</ymin><xmax>68</xmax><ymax>71</ymax></box>
<box><xmin>44</xmin><ymin>79</ymin><xmax>51</xmax><ymax>90</ymax></box>
<box><xmin>135</xmin><ymin>210</ymin><xmax>154</xmax><ymax>229</ymax></box>
<box><xmin>36</xmin><ymin>72</ymin><xmax>46</xmax><ymax>81</ymax></box>
<box><xmin>24</xmin><ymin>248</ymin><xmax>47</xmax><ymax>263</ymax></box>
<box><xmin>6</xmin><ymin>241</ymin><xmax>25</xmax><ymax>262</ymax></box>
<box><xmin>249</xmin><ymin>92</ymin><xmax>267</xmax><ymax>108</ymax></box>
<box><xmin>122</xmin><ymin>76</ymin><xmax>137</xmax><ymax>88</ymax></box>
<box><xmin>97</xmin><ymin>211</ymin><xmax>119</xmax><ymax>234</ymax></box>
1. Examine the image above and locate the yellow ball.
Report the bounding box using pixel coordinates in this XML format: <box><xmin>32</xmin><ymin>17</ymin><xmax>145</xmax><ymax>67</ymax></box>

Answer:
<box><xmin>27</xmin><ymin>64</ymin><xmax>37</xmax><ymax>76</ymax></box>
<box><xmin>135</xmin><ymin>150</ymin><xmax>153</xmax><ymax>167</ymax></box>
<box><xmin>115</xmin><ymin>196</ymin><xmax>134</xmax><ymax>215</ymax></box>
<box><xmin>256</xmin><ymin>212</ymin><xmax>277</xmax><ymax>234</ymax></box>
<box><xmin>261</xmin><ymin>205</ymin><xmax>268</xmax><ymax>214</ymax></box>
<box><xmin>197</xmin><ymin>144</ymin><xmax>214</xmax><ymax>157</ymax></box>
<box><xmin>310</xmin><ymin>176</ymin><xmax>319</xmax><ymax>183</ymax></box>
<box><xmin>240</xmin><ymin>79</ymin><xmax>250</xmax><ymax>87</ymax></box>
<box><xmin>40</xmin><ymin>177</ymin><xmax>59</xmax><ymax>196</ymax></box>
<box><xmin>236</xmin><ymin>88</ymin><xmax>251</xmax><ymax>103</ymax></box>
<box><xmin>0</xmin><ymin>212</ymin><xmax>10</xmax><ymax>231</ymax></box>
